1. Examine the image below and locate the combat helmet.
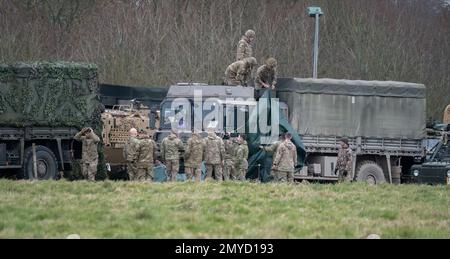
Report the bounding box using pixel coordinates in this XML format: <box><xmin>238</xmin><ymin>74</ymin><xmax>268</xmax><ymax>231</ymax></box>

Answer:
<box><xmin>245</xmin><ymin>30</ymin><xmax>256</xmax><ymax>39</ymax></box>
<box><xmin>265</xmin><ymin>58</ymin><xmax>278</xmax><ymax>68</ymax></box>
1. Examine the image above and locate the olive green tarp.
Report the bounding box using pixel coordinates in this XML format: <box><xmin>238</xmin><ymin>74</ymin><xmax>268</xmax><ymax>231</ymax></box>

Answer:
<box><xmin>247</xmin><ymin>90</ymin><xmax>306</xmax><ymax>182</ymax></box>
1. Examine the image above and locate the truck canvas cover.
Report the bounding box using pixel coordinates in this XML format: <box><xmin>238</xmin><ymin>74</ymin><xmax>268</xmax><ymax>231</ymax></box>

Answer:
<box><xmin>0</xmin><ymin>62</ymin><xmax>103</xmax><ymax>129</ymax></box>
<box><xmin>277</xmin><ymin>78</ymin><xmax>427</xmax><ymax>139</ymax></box>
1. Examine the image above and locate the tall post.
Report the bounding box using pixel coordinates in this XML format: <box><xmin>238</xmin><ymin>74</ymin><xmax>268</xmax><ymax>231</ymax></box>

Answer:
<box><xmin>313</xmin><ymin>13</ymin><xmax>320</xmax><ymax>79</ymax></box>
<box><xmin>308</xmin><ymin>6</ymin><xmax>323</xmax><ymax>79</ymax></box>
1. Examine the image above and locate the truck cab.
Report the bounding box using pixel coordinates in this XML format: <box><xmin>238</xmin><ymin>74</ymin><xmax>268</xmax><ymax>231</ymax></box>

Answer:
<box><xmin>407</xmin><ymin>130</ymin><xmax>450</xmax><ymax>185</ymax></box>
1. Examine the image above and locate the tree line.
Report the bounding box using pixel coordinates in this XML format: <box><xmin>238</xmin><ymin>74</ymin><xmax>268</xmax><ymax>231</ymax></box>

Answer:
<box><xmin>0</xmin><ymin>0</ymin><xmax>449</xmax><ymax>120</ymax></box>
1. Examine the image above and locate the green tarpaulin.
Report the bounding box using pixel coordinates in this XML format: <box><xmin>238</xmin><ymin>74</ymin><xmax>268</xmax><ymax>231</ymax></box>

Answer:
<box><xmin>247</xmin><ymin>90</ymin><xmax>306</xmax><ymax>182</ymax></box>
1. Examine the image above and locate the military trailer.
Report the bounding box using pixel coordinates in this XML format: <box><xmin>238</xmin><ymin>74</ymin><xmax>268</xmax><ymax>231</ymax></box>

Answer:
<box><xmin>276</xmin><ymin>78</ymin><xmax>427</xmax><ymax>184</ymax></box>
<box><xmin>0</xmin><ymin>62</ymin><xmax>103</xmax><ymax>180</ymax></box>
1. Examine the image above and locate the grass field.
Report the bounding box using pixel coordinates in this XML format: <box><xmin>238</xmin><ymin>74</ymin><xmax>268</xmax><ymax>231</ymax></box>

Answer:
<box><xmin>0</xmin><ymin>180</ymin><xmax>449</xmax><ymax>239</ymax></box>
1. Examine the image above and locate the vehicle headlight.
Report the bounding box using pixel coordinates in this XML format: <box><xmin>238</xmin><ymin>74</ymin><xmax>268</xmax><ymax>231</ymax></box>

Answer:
<box><xmin>413</xmin><ymin>170</ymin><xmax>420</xmax><ymax>177</ymax></box>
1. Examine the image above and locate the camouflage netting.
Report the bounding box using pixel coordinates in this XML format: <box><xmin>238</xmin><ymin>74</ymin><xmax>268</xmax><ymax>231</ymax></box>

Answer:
<box><xmin>0</xmin><ymin>62</ymin><xmax>103</xmax><ymax>129</ymax></box>
<box><xmin>0</xmin><ymin>62</ymin><xmax>107</xmax><ymax>180</ymax></box>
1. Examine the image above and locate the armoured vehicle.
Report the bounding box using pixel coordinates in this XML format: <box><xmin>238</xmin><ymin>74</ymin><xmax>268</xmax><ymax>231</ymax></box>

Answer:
<box><xmin>0</xmin><ymin>62</ymin><xmax>103</xmax><ymax>180</ymax></box>
<box><xmin>101</xmin><ymin>101</ymin><xmax>158</xmax><ymax>176</ymax></box>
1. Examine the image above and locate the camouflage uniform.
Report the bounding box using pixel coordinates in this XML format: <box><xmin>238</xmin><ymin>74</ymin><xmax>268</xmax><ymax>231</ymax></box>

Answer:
<box><xmin>204</xmin><ymin>133</ymin><xmax>225</xmax><ymax>181</ymax></box>
<box><xmin>234</xmin><ymin>140</ymin><xmax>249</xmax><ymax>181</ymax></box>
<box><xmin>273</xmin><ymin>140</ymin><xmax>297</xmax><ymax>183</ymax></box>
<box><xmin>262</xmin><ymin>141</ymin><xmax>281</xmax><ymax>179</ymax></box>
<box><xmin>337</xmin><ymin>147</ymin><xmax>353</xmax><ymax>183</ymax></box>
<box><xmin>236</xmin><ymin>30</ymin><xmax>255</xmax><ymax>61</ymax></box>
<box><xmin>225</xmin><ymin>57</ymin><xmax>257</xmax><ymax>86</ymax></box>
<box><xmin>255</xmin><ymin>64</ymin><xmax>277</xmax><ymax>90</ymax></box>
<box><xmin>223</xmin><ymin>138</ymin><xmax>236</xmax><ymax>181</ymax></box>
<box><xmin>161</xmin><ymin>133</ymin><xmax>184</xmax><ymax>182</ymax></box>
<box><xmin>136</xmin><ymin>136</ymin><xmax>157</xmax><ymax>181</ymax></box>
<box><xmin>185</xmin><ymin>133</ymin><xmax>205</xmax><ymax>182</ymax></box>
<box><xmin>236</xmin><ymin>37</ymin><xmax>253</xmax><ymax>61</ymax></box>
<box><xmin>74</xmin><ymin>129</ymin><xmax>100</xmax><ymax>181</ymax></box>
<box><xmin>124</xmin><ymin>136</ymin><xmax>140</xmax><ymax>181</ymax></box>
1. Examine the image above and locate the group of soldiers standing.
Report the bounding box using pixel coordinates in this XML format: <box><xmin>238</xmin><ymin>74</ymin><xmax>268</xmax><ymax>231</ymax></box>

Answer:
<box><xmin>73</xmin><ymin>127</ymin><xmax>352</xmax><ymax>183</ymax></box>
<box><xmin>225</xmin><ymin>30</ymin><xmax>278</xmax><ymax>90</ymax></box>
<box><xmin>121</xmin><ymin>128</ymin><xmax>249</xmax><ymax>182</ymax></box>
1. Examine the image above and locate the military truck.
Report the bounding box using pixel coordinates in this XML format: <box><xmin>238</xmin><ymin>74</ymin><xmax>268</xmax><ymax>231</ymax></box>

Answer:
<box><xmin>276</xmin><ymin>78</ymin><xmax>427</xmax><ymax>184</ymax></box>
<box><xmin>0</xmin><ymin>62</ymin><xmax>103</xmax><ymax>180</ymax></box>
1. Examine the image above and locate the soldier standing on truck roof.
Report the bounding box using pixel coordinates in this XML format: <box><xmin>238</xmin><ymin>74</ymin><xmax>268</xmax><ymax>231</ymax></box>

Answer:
<box><xmin>236</xmin><ymin>30</ymin><xmax>256</xmax><ymax>61</ymax></box>
<box><xmin>223</xmin><ymin>132</ymin><xmax>235</xmax><ymax>181</ymax></box>
<box><xmin>225</xmin><ymin>57</ymin><xmax>258</xmax><ymax>86</ymax></box>
<box><xmin>273</xmin><ymin>133</ymin><xmax>297</xmax><ymax>183</ymax></box>
<box><xmin>74</xmin><ymin>127</ymin><xmax>100</xmax><ymax>181</ymax></box>
<box><xmin>136</xmin><ymin>130</ymin><xmax>157</xmax><ymax>182</ymax></box>
<box><xmin>204</xmin><ymin>129</ymin><xmax>225</xmax><ymax>181</ymax></box>
<box><xmin>255</xmin><ymin>58</ymin><xmax>278</xmax><ymax>90</ymax></box>
<box><xmin>185</xmin><ymin>131</ymin><xmax>205</xmax><ymax>182</ymax></box>
<box><xmin>259</xmin><ymin>133</ymin><xmax>285</xmax><ymax>180</ymax></box>
<box><xmin>234</xmin><ymin>134</ymin><xmax>249</xmax><ymax>181</ymax></box>
<box><xmin>161</xmin><ymin>131</ymin><xmax>184</xmax><ymax>182</ymax></box>
<box><xmin>336</xmin><ymin>138</ymin><xmax>353</xmax><ymax>183</ymax></box>
<box><xmin>124</xmin><ymin>128</ymin><xmax>140</xmax><ymax>181</ymax></box>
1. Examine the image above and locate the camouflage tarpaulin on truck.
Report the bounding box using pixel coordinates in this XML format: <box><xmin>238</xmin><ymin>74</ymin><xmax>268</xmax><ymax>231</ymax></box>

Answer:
<box><xmin>0</xmin><ymin>62</ymin><xmax>104</xmax><ymax>129</ymax></box>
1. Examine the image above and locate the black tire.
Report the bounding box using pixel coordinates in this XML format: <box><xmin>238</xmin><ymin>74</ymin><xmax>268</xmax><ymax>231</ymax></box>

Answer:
<box><xmin>356</xmin><ymin>161</ymin><xmax>386</xmax><ymax>185</ymax></box>
<box><xmin>21</xmin><ymin>146</ymin><xmax>58</xmax><ymax>180</ymax></box>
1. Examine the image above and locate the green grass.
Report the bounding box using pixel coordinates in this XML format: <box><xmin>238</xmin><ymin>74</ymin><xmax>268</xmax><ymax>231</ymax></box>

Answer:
<box><xmin>0</xmin><ymin>180</ymin><xmax>449</xmax><ymax>239</ymax></box>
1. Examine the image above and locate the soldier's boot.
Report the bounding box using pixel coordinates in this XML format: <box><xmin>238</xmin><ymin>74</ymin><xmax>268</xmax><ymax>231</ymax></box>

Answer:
<box><xmin>215</xmin><ymin>166</ymin><xmax>224</xmax><ymax>182</ymax></box>
<box><xmin>338</xmin><ymin>170</ymin><xmax>345</xmax><ymax>183</ymax></box>
<box><xmin>172</xmin><ymin>170</ymin><xmax>179</xmax><ymax>182</ymax></box>
<box><xmin>185</xmin><ymin>168</ymin><xmax>193</xmax><ymax>181</ymax></box>
<box><xmin>194</xmin><ymin>168</ymin><xmax>202</xmax><ymax>182</ymax></box>
<box><xmin>223</xmin><ymin>165</ymin><xmax>231</xmax><ymax>181</ymax></box>
<box><xmin>88</xmin><ymin>162</ymin><xmax>97</xmax><ymax>181</ymax></box>
<box><xmin>136</xmin><ymin>168</ymin><xmax>147</xmax><ymax>182</ymax></box>
<box><xmin>82</xmin><ymin>163</ymin><xmax>89</xmax><ymax>180</ymax></box>
<box><xmin>239</xmin><ymin>169</ymin><xmax>246</xmax><ymax>181</ymax></box>
<box><xmin>287</xmin><ymin>171</ymin><xmax>294</xmax><ymax>183</ymax></box>
<box><xmin>205</xmin><ymin>164</ymin><xmax>214</xmax><ymax>181</ymax></box>
<box><xmin>147</xmin><ymin>165</ymin><xmax>155</xmax><ymax>182</ymax></box>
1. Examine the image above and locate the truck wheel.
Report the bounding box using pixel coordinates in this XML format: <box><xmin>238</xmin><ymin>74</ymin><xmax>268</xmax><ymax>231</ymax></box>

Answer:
<box><xmin>356</xmin><ymin>161</ymin><xmax>386</xmax><ymax>185</ymax></box>
<box><xmin>21</xmin><ymin>146</ymin><xmax>58</xmax><ymax>180</ymax></box>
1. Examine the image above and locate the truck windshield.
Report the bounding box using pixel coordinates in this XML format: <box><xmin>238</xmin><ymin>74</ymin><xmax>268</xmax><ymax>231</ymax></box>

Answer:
<box><xmin>434</xmin><ymin>143</ymin><xmax>450</xmax><ymax>162</ymax></box>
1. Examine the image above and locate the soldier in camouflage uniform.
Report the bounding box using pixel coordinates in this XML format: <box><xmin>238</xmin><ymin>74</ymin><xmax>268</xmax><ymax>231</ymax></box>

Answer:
<box><xmin>236</xmin><ymin>30</ymin><xmax>256</xmax><ymax>61</ymax></box>
<box><xmin>136</xmin><ymin>130</ymin><xmax>157</xmax><ymax>182</ymax></box>
<box><xmin>204</xmin><ymin>130</ymin><xmax>225</xmax><ymax>181</ymax></box>
<box><xmin>161</xmin><ymin>131</ymin><xmax>184</xmax><ymax>182</ymax></box>
<box><xmin>225</xmin><ymin>57</ymin><xmax>258</xmax><ymax>86</ymax></box>
<box><xmin>336</xmin><ymin>138</ymin><xmax>353</xmax><ymax>183</ymax></box>
<box><xmin>259</xmin><ymin>133</ymin><xmax>285</xmax><ymax>180</ymax></box>
<box><xmin>74</xmin><ymin>127</ymin><xmax>100</xmax><ymax>181</ymax></box>
<box><xmin>124</xmin><ymin>128</ymin><xmax>140</xmax><ymax>181</ymax></box>
<box><xmin>185</xmin><ymin>131</ymin><xmax>205</xmax><ymax>182</ymax></box>
<box><xmin>234</xmin><ymin>134</ymin><xmax>249</xmax><ymax>181</ymax></box>
<box><xmin>223</xmin><ymin>133</ymin><xmax>235</xmax><ymax>181</ymax></box>
<box><xmin>273</xmin><ymin>133</ymin><xmax>297</xmax><ymax>183</ymax></box>
<box><xmin>255</xmin><ymin>58</ymin><xmax>278</xmax><ymax>90</ymax></box>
